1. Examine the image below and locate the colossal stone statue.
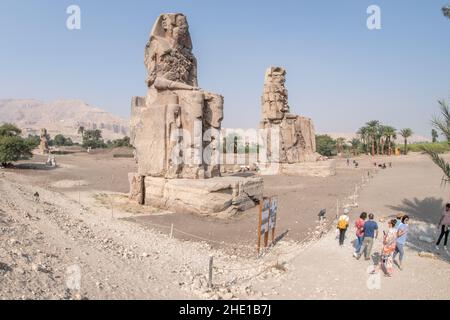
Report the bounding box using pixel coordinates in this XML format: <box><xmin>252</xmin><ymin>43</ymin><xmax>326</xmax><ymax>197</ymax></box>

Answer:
<box><xmin>129</xmin><ymin>14</ymin><xmax>263</xmax><ymax>215</ymax></box>
<box><xmin>39</xmin><ymin>128</ymin><xmax>50</xmax><ymax>155</ymax></box>
<box><xmin>131</xmin><ymin>13</ymin><xmax>224</xmax><ymax>180</ymax></box>
<box><xmin>260</xmin><ymin>67</ymin><xmax>335</xmax><ymax>177</ymax></box>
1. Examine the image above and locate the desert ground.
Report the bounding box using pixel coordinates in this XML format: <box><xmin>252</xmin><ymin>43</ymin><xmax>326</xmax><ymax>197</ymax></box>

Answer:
<box><xmin>1</xmin><ymin>150</ymin><xmax>449</xmax><ymax>299</ymax></box>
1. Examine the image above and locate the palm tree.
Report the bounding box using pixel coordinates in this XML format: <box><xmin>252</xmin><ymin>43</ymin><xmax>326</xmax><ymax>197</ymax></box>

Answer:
<box><xmin>399</xmin><ymin>128</ymin><xmax>413</xmax><ymax>155</ymax></box>
<box><xmin>383</xmin><ymin>126</ymin><xmax>397</xmax><ymax>155</ymax></box>
<box><xmin>366</xmin><ymin>120</ymin><xmax>380</xmax><ymax>156</ymax></box>
<box><xmin>378</xmin><ymin>125</ymin><xmax>388</xmax><ymax>155</ymax></box>
<box><xmin>357</xmin><ymin>126</ymin><xmax>370</xmax><ymax>154</ymax></box>
<box><xmin>423</xmin><ymin>100</ymin><xmax>450</xmax><ymax>182</ymax></box>
<box><xmin>336</xmin><ymin>137</ymin><xmax>346</xmax><ymax>155</ymax></box>
<box><xmin>77</xmin><ymin>126</ymin><xmax>85</xmax><ymax>143</ymax></box>
<box><xmin>432</xmin><ymin>100</ymin><xmax>450</xmax><ymax>142</ymax></box>
<box><xmin>78</xmin><ymin>126</ymin><xmax>85</xmax><ymax>136</ymax></box>
<box><xmin>432</xmin><ymin>129</ymin><xmax>439</xmax><ymax>143</ymax></box>
<box><xmin>350</xmin><ymin>138</ymin><xmax>360</xmax><ymax>156</ymax></box>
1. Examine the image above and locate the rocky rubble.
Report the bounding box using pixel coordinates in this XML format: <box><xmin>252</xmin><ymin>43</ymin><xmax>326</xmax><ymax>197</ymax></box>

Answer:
<box><xmin>0</xmin><ymin>173</ymin><xmax>299</xmax><ymax>299</ymax></box>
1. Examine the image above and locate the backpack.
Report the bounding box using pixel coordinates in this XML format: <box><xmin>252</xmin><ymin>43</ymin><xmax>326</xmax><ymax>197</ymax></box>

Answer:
<box><xmin>338</xmin><ymin>217</ymin><xmax>348</xmax><ymax>229</ymax></box>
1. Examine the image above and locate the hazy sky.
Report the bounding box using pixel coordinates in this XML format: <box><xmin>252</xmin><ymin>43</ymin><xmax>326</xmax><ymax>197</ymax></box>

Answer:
<box><xmin>1</xmin><ymin>0</ymin><xmax>449</xmax><ymax>137</ymax></box>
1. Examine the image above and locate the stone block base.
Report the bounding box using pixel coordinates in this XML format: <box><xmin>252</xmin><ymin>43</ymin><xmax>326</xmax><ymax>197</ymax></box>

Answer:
<box><xmin>260</xmin><ymin>160</ymin><xmax>336</xmax><ymax>177</ymax></box>
<box><xmin>129</xmin><ymin>174</ymin><xmax>263</xmax><ymax>216</ymax></box>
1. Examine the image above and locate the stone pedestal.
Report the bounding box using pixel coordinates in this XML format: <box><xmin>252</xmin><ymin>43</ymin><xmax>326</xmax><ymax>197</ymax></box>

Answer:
<box><xmin>128</xmin><ymin>13</ymin><xmax>263</xmax><ymax>215</ymax></box>
<box><xmin>129</xmin><ymin>174</ymin><xmax>263</xmax><ymax>215</ymax></box>
<box><xmin>260</xmin><ymin>160</ymin><xmax>336</xmax><ymax>177</ymax></box>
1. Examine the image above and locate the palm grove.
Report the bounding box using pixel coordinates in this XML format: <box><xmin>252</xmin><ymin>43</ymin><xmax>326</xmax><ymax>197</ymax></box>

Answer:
<box><xmin>315</xmin><ymin>121</ymin><xmax>414</xmax><ymax>157</ymax></box>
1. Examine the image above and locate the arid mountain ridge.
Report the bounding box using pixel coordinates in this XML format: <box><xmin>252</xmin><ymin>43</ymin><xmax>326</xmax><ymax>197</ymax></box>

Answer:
<box><xmin>0</xmin><ymin>99</ymin><xmax>430</xmax><ymax>144</ymax></box>
<box><xmin>0</xmin><ymin>99</ymin><xmax>129</xmax><ymax>142</ymax></box>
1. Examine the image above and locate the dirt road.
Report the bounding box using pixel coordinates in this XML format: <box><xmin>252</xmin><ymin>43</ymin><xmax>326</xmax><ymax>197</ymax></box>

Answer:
<box><xmin>9</xmin><ymin>149</ymin><xmax>369</xmax><ymax>256</ymax></box>
<box><xmin>251</xmin><ymin>154</ymin><xmax>450</xmax><ymax>299</ymax></box>
<box><xmin>1</xmin><ymin>153</ymin><xmax>449</xmax><ymax>299</ymax></box>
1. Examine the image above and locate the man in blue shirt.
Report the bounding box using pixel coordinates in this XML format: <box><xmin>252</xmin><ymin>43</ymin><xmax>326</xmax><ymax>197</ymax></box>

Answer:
<box><xmin>356</xmin><ymin>213</ymin><xmax>378</xmax><ymax>260</ymax></box>
<box><xmin>393</xmin><ymin>215</ymin><xmax>409</xmax><ymax>270</ymax></box>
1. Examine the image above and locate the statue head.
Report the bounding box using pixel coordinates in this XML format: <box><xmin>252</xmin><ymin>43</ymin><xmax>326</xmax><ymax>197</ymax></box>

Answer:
<box><xmin>150</xmin><ymin>13</ymin><xmax>192</xmax><ymax>49</ymax></box>
<box><xmin>266</xmin><ymin>67</ymin><xmax>286</xmax><ymax>87</ymax></box>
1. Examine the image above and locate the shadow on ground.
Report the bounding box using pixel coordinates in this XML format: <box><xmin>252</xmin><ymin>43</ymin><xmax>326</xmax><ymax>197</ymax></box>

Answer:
<box><xmin>387</xmin><ymin>197</ymin><xmax>444</xmax><ymax>225</ymax></box>
<box><xmin>12</xmin><ymin>163</ymin><xmax>58</xmax><ymax>171</ymax></box>
<box><xmin>387</xmin><ymin>197</ymin><xmax>450</xmax><ymax>263</ymax></box>
<box><xmin>406</xmin><ymin>221</ymin><xmax>450</xmax><ymax>264</ymax></box>
<box><xmin>273</xmin><ymin>229</ymin><xmax>289</xmax><ymax>245</ymax></box>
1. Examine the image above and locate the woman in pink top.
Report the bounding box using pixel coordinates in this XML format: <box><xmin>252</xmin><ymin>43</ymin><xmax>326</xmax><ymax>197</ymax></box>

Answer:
<box><xmin>353</xmin><ymin>212</ymin><xmax>367</xmax><ymax>257</ymax></box>
<box><xmin>436</xmin><ymin>203</ymin><xmax>450</xmax><ymax>250</ymax></box>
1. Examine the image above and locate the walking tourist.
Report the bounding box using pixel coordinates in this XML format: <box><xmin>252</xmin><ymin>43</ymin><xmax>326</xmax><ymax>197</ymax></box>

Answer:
<box><xmin>356</xmin><ymin>213</ymin><xmax>378</xmax><ymax>260</ymax></box>
<box><xmin>353</xmin><ymin>212</ymin><xmax>367</xmax><ymax>257</ymax></box>
<box><xmin>393</xmin><ymin>215</ymin><xmax>409</xmax><ymax>270</ymax></box>
<box><xmin>372</xmin><ymin>219</ymin><xmax>398</xmax><ymax>277</ymax></box>
<box><xmin>436</xmin><ymin>203</ymin><xmax>450</xmax><ymax>251</ymax></box>
<box><xmin>394</xmin><ymin>213</ymin><xmax>403</xmax><ymax>228</ymax></box>
<box><xmin>381</xmin><ymin>219</ymin><xmax>398</xmax><ymax>276</ymax></box>
<box><xmin>337</xmin><ymin>209</ymin><xmax>350</xmax><ymax>246</ymax></box>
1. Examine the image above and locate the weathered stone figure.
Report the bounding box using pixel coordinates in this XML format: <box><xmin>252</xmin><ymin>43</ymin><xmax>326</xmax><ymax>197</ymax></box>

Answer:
<box><xmin>129</xmin><ymin>14</ymin><xmax>263</xmax><ymax>214</ymax></box>
<box><xmin>131</xmin><ymin>13</ymin><xmax>224</xmax><ymax>180</ymax></box>
<box><xmin>260</xmin><ymin>67</ymin><xmax>335</xmax><ymax>177</ymax></box>
<box><xmin>39</xmin><ymin>128</ymin><xmax>50</xmax><ymax>155</ymax></box>
<box><xmin>261</xmin><ymin>67</ymin><xmax>317</xmax><ymax>163</ymax></box>
<box><xmin>144</xmin><ymin>14</ymin><xmax>198</xmax><ymax>89</ymax></box>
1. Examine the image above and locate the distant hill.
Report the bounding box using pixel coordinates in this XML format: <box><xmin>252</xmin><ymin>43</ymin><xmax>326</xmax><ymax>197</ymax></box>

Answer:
<box><xmin>322</xmin><ymin>132</ymin><xmax>431</xmax><ymax>144</ymax></box>
<box><xmin>0</xmin><ymin>99</ymin><xmax>129</xmax><ymax>142</ymax></box>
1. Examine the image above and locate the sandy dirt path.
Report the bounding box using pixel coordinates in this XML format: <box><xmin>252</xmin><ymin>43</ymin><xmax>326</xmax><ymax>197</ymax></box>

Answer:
<box><xmin>1</xmin><ymin>153</ymin><xmax>449</xmax><ymax>300</ymax></box>
<box><xmin>251</xmin><ymin>154</ymin><xmax>450</xmax><ymax>299</ymax></box>
<box><xmin>0</xmin><ymin>171</ymin><xmax>301</xmax><ymax>300</ymax></box>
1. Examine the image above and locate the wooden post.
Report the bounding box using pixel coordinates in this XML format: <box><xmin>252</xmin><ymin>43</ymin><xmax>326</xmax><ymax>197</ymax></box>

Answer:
<box><xmin>111</xmin><ymin>175</ymin><xmax>115</xmax><ymax>219</ymax></box>
<box><xmin>170</xmin><ymin>223</ymin><xmax>174</xmax><ymax>239</ymax></box>
<box><xmin>264</xmin><ymin>232</ymin><xmax>269</xmax><ymax>248</ymax></box>
<box><xmin>336</xmin><ymin>199</ymin><xmax>339</xmax><ymax>218</ymax></box>
<box><xmin>208</xmin><ymin>255</ymin><xmax>213</xmax><ymax>288</ymax></box>
<box><xmin>78</xmin><ymin>180</ymin><xmax>81</xmax><ymax>204</ymax></box>
<box><xmin>257</xmin><ymin>201</ymin><xmax>262</xmax><ymax>255</ymax></box>
<box><xmin>111</xmin><ymin>199</ymin><xmax>114</xmax><ymax>219</ymax></box>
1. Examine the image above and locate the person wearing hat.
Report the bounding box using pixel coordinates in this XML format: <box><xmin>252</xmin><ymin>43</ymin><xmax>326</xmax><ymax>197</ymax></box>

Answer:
<box><xmin>337</xmin><ymin>208</ymin><xmax>350</xmax><ymax>246</ymax></box>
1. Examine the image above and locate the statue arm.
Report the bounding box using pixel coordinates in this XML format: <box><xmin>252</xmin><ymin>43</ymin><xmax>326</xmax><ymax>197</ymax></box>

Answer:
<box><xmin>154</xmin><ymin>77</ymin><xmax>199</xmax><ymax>91</ymax></box>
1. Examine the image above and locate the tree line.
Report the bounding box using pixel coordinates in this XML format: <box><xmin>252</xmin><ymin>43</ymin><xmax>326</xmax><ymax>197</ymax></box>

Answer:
<box><xmin>316</xmin><ymin>122</ymin><xmax>415</xmax><ymax>157</ymax></box>
<box><xmin>0</xmin><ymin>123</ymin><xmax>132</xmax><ymax>167</ymax></box>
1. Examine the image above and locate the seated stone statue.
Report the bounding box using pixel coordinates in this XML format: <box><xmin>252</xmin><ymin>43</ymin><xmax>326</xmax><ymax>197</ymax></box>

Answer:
<box><xmin>131</xmin><ymin>13</ymin><xmax>224</xmax><ymax>179</ymax></box>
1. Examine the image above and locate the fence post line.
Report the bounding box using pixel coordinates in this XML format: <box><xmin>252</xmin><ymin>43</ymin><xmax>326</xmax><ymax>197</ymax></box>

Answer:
<box><xmin>208</xmin><ymin>255</ymin><xmax>214</xmax><ymax>288</ymax></box>
<box><xmin>111</xmin><ymin>201</ymin><xmax>114</xmax><ymax>219</ymax></box>
<box><xmin>78</xmin><ymin>180</ymin><xmax>81</xmax><ymax>204</ymax></box>
<box><xmin>336</xmin><ymin>199</ymin><xmax>339</xmax><ymax>218</ymax></box>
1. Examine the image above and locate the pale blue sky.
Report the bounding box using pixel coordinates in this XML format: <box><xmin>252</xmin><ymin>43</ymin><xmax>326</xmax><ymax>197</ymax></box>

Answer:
<box><xmin>1</xmin><ymin>0</ymin><xmax>449</xmax><ymax>137</ymax></box>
